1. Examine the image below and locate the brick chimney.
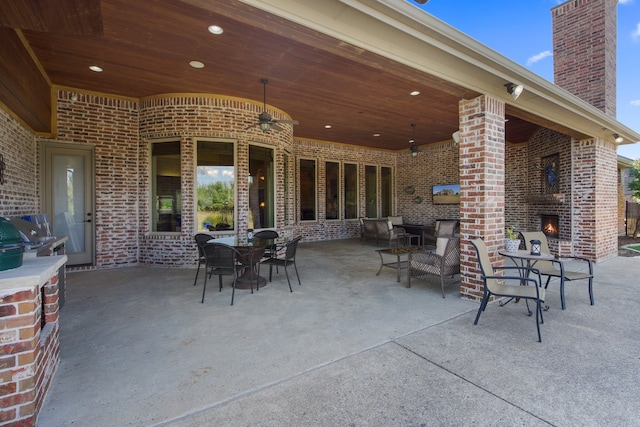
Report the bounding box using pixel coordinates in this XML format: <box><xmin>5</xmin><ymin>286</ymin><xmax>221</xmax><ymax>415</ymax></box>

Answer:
<box><xmin>552</xmin><ymin>0</ymin><xmax>617</xmax><ymax>117</ymax></box>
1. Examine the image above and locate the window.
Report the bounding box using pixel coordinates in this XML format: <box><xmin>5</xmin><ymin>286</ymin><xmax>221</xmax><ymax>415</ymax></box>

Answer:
<box><xmin>152</xmin><ymin>140</ymin><xmax>181</xmax><ymax>232</ymax></box>
<box><xmin>365</xmin><ymin>165</ymin><xmax>377</xmax><ymax>218</ymax></box>
<box><xmin>381</xmin><ymin>166</ymin><xmax>393</xmax><ymax>217</ymax></box>
<box><xmin>196</xmin><ymin>140</ymin><xmax>235</xmax><ymax>232</ymax></box>
<box><xmin>344</xmin><ymin>163</ymin><xmax>358</xmax><ymax>219</ymax></box>
<box><xmin>325</xmin><ymin>161</ymin><xmax>339</xmax><ymax>220</ymax></box>
<box><xmin>249</xmin><ymin>145</ymin><xmax>275</xmax><ymax>229</ymax></box>
<box><xmin>299</xmin><ymin>159</ymin><xmax>316</xmax><ymax>221</ymax></box>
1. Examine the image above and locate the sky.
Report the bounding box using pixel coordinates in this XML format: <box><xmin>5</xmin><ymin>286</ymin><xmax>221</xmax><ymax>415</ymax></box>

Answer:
<box><xmin>412</xmin><ymin>0</ymin><xmax>640</xmax><ymax>160</ymax></box>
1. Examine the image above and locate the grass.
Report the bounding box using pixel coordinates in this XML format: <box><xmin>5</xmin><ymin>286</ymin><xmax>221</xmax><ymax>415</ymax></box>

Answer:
<box><xmin>627</xmin><ymin>245</ymin><xmax>640</xmax><ymax>252</ymax></box>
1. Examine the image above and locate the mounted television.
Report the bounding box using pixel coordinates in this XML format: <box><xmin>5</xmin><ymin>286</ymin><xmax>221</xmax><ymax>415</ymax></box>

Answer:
<box><xmin>432</xmin><ymin>184</ymin><xmax>460</xmax><ymax>205</ymax></box>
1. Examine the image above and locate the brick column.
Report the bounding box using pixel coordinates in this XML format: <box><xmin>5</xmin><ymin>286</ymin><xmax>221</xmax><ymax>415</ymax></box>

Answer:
<box><xmin>571</xmin><ymin>137</ymin><xmax>618</xmax><ymax>261</ymax></box>
<box><xmin>458</xmin><ymin>95</ymin><xmax>506</xmax><ymax>301</ymax></box>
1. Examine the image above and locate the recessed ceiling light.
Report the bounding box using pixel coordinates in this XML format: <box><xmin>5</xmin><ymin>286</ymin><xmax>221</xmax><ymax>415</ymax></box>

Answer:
<box><xmin>208</xmin><ymin>25</ymin><xmax>223</xmax><ymax>35</ymax></box>
<box><xmin>373</xmin><ymin>133</ymin><xmax>381</xmax><ymax>137</ymax></box>
<box><xmin>89</xmin><ymin>65</ymin><xmax>103</xmax><ymax>72</ymax></box>
<box><xmin>189</xmin><ymin>61</ymin><xmax>205</xmax><ymax>69</ymax></box>
<box><xmin>410</xmin><ymin>90</ymin><xmax>420</xmax><ymax>96</ymax></box>
<box><xmin>324</xmin><ymin>124</ymin><xmax>332</xmax><ymax>129</ymax></box>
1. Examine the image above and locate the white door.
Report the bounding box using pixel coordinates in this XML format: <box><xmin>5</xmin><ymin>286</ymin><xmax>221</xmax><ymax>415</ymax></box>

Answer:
<box><xmin>42</xmin><ymin>143</ymin><xmax>95</xmax><ymax>266</ymax></box>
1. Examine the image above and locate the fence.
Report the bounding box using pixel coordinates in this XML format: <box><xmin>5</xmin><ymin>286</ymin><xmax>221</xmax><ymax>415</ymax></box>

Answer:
<box><xmin>626</xmin><ymin>201</ymin><xmax>639</xmax><ymax>237</ymax></box>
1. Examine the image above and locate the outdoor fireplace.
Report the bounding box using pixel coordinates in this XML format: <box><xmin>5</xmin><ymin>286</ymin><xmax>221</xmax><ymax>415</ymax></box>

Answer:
<box><xmin>541</xmin><ymin>214</ymin><xmax>559</xmax><ymax>238</ymax></box>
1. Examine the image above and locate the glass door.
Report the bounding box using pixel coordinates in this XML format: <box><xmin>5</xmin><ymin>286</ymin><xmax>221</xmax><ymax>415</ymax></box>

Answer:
<box><xmin>42</xmin><ymin>143</ymin><xmax>95</xmax><ymax>266</ymax></box>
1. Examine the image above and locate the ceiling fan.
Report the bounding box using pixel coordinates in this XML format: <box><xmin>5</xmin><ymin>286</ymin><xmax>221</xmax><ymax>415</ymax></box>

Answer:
<box><xmin>246</xmin><ymin>78</ymin><xmax>299</xmax><ymax>132</ymax></box>
<box><xmin>409</xmin><ymin>123</ymin><xmax>421</xmax><ymax>156</ymax></box>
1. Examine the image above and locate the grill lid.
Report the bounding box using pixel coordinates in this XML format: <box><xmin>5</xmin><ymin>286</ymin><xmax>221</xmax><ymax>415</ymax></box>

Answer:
<box><xmin>0</xmin><ymin>218</ymin><xmax>22</xmax><ymax>247</ymax></box>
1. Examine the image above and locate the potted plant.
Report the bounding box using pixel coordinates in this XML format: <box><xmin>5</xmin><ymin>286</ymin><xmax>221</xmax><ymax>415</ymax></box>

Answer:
<box><xmin>505</xmin><ymin>226</ymin><xmax>521</xmax><ymax>253</ymax></box>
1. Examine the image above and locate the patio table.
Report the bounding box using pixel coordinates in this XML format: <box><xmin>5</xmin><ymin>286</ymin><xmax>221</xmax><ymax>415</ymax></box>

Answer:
<box><xmin>209</xmin><ymin>236</ymin><xmax>276</xmax><ymax>289</ymax></box>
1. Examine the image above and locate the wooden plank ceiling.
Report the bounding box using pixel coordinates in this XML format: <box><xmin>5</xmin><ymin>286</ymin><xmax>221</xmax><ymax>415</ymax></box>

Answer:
<box><xmin>0</xmin><ymin>0</ymin><xmax>540</xmax><ymax>148</ymax></box>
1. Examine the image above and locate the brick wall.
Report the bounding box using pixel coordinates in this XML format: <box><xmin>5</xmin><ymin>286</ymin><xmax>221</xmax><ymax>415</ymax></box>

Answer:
<box><xmin>0</xmin><ymin>108</ymin><xmax>39</xmax><ymax>217</ymax></box>
<box><xmin>52</xmin><ymin>90</ymin><xmax>140</xmax><ymax>268</ymax></box>
<box><xmin>553</xmin><ymin>0</ymin><xmax>617</xmax><ymax>117</ymax></box>
<box><xmin>0</xmin><ymin>271</ymin><xmax>61</xmax><ymax>426</ymax></box>
<box><xmin>523</xmin><ymin>128</ymin><xmax>573</xmax><ymax>241</ymax></box>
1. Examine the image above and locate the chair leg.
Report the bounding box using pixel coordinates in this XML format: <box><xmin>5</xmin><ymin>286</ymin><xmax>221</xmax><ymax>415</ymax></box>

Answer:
<box><xmin>201</xmin><ymin>273</ymin><xmax>208</xmax><ymax>303</ymax></box>
<box><xmin>283</xmin><ymin>263</ymin><xmax>293</xmax><ymax>291</ymax></box>
<box><xmin>588</xmin><ymin>277</ymin><xmax>594</xmax><ymax>306</ymax></box>
<box><xmin>193</xmin><ymin>261</ymin><xmax>201</xmax><ymax>286</ymax></box>
<box><xmin>269</xmin><ymin>264</ymin><xmax>274</xmax><ymax>282</ymax></box>
<box><xmin>440</xmin><ymin>274</ymin><xmax>445</xmax><ymax>299</ymax></box>
<box><xmin>535</xmin><ymin>299</ymin><xmax>542</xmax><ymax>343</ymax></box>
<box><xmin>474</xmin><ymin>294</ymin><xmax>489</xmax><ymax>325</ymax></box>
<box><xmin>293</xmin><ymin>262</ymin><xmax>301</xmax><ymax>286</ymax></box>
<box><xmin>560</xmin><ymin>277</ymin><xmax>566</xmax><ymax>310</ymax></box>
<box><xmin>218</xmin><ymin>275</ymin><xmax>223</xmax><ymax>292</ymax></box>
<box><xmin>230</xmin><ymin>275</ymin><xmax>236</xmax><ymax>306</ymax></box>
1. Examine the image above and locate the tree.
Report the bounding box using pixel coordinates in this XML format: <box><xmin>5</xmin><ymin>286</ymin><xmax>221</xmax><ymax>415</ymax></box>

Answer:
<box><xmin>627</xmin><ymin>160</ymin><xmax>640</xmax><ymax>237</ymax></box>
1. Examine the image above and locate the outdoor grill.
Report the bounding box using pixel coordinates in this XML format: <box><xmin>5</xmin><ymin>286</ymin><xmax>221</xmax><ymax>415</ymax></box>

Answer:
<box><xmin>0</xmin><ymin>217</ymin><xmax>24</xmax><ymax>271</ymax></box>
<box><xmin>8</xmin><ymin>216</ymin><xmax>61</xmax><ymax>256</ymax></box>
<box><xmin>7</xmin><ymin>215</ymin><xmax>67</xmax><ymax>307</ymax></box>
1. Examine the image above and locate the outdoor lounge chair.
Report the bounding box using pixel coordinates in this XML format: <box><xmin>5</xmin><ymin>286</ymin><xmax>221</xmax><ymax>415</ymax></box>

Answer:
<box><xmin>408</xmin><ymin>237</ymin><xmax>460</xmax><ymax>297</ymax></box>
<box><xmin>520</xmin><ymin>231</ymin><xmax>594</xmax><ymax>310</ymax></box>
<box><xmin>470</xmin><ymin>238</ymin><xmax>546</xmax><ymax>342</ymax></box>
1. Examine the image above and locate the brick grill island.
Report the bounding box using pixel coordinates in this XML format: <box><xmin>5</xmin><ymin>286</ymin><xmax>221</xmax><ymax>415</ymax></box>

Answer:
<box><xmin>0</xmin><ymin>255</ymin><xmax>67</xmax><ymax>425</ymax></box>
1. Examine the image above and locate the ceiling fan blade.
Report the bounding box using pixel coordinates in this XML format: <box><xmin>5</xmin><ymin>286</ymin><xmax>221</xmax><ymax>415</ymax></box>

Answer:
<box><xmin>270</xmin><ymin>122</ymin><xmax>284</xmax><ymax>132</ymax></box>
<box><xmin>273</xmin><ymin>119</ymin><xmax>299</xmax><ymax>125</ymax></box>
<box><xmin>245</xmin><ymin>123</ymin><xmax>258</xmax><ymax>130</ymax></box>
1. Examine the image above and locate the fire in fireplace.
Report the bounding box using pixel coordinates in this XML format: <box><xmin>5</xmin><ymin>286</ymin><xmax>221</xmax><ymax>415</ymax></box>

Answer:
<box><xmin>541</xmin><ymin>214</ymin><xmax>559</xmax><ymax>238</ymax></box>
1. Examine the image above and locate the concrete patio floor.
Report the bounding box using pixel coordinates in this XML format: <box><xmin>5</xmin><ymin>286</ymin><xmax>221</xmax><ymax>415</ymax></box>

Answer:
<box><xmin>38</xmin><ymin>239</ymin><xmax>640</xmax><ymax>426</ymax></box>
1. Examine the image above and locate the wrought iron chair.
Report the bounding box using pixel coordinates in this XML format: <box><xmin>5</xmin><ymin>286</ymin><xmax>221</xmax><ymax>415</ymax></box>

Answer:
<box><xmin>520</xmin><ymin>231</ymin><xmax>594</xmax><ymax>310</ymax></box>
<box><xmin>201</xmin><ymin>242</ymin><xmax>245</xmax><ymax>305</ymax></box>
<box><xmin>193</xmin><ymin>233</ymin><xmax>213</xmax><ymax>286</ymax></box>
<box><xmin>261</xmin><ymin>236</ymin><xmax>302</xmax><ymax>291</ymax></box>
<box><xmin>408</xmin><ymin>237</ymin><xmax>460</xmax><ymax>297</ymax></box>
<box><xmin>253</xmin><ymin>230</ymin><xmax>280</xmax><ymax>262</ymax></box>
<box><xmin>470</xmin><ymin>238</ymin><xmax>546</xmax><ymax>342</ymax></box>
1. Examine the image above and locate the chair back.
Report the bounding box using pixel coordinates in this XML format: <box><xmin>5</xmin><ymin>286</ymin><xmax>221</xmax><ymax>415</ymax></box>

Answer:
<box><xmin>436</xmin><ymin>221</ymin><xmax>457</xmax><ymax>238</ymax></box>
<box><xmin>470</xmin><ymin>238</ymin><xmax>501</xmax><ymax>294</ymax></box>
<box><xmin>254</xmin><ymin>230</ymin><xmax>279</xmax><ymax>239</ymax></box>
<box><xmin>285</xmin><ymin>236</ymin><xmax>302</xmax><ymax>260</ymax></box>
<box><xmin>195</xmin><ymin>233</ymin><xmax>212</xmax><ymax>257</ymax></box>
<box><xmin>442</xmin><ymin>238</ymin><xmax>461</xmax><ymax>270</ymax></box>
<box><xmin>520</xmin><ymin>231</ymin><xmax>554</xmax><ymax>270</ymax></box>
<box><xmin>203</xmin><ymin>242</ymin><xmax>239</xmax><ymax>269</ymax></box>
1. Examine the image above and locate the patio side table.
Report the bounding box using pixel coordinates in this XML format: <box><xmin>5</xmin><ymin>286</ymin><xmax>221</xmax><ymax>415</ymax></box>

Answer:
<box><xmin>376</xmin><ymin>246</ymin><xmax>419</xmax><ymax>282</ymax></box>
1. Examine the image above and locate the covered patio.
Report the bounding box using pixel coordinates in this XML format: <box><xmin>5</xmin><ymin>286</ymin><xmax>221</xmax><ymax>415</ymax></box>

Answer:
<box><xmin>39</xmin><ymin>239</ymin><xmax>640</xmax><ymax>426</ymax></box>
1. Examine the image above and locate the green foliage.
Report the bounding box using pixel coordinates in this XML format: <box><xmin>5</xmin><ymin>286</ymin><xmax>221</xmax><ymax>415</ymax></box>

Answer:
<box><xmin>628</xmin><ymin>160</ymin><xmax>640</xmax><ymax>203</ymax></box>
<box><xmin>506</xmin><ymin>226</ymin><xmax>518</xmax><ymax>240</ymax></box>
<box><xmin>197</xmin><ymin>181</ymin><xmax>234</xmax><ymax>211</ymax></box>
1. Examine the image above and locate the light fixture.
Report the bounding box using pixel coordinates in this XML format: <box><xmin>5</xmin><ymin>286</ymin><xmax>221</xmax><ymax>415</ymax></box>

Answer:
<box><xmin>208</xmin><ymin>25</ymin><xmax>223</xmax><ymax>35</ymax></box>
<box><xmin>189</xmin><ymin>61</ymin><xmax>205</xmax><ymax>69</ymax></box>
<box><xmin>89</xmin><ymin>65</ymin><xmax>103</xmax><ymax>73</ymax></box>
<box><xmin>505</xmin><ymin>83</ymin><xmax>524</xmax><ymax>100</ymax></box>
<box><xmin>259</xmin><ymin>121</ymin><xmax>271</xmax><ymax>132</ymax></box>
<box><xmin>452</xmin><ymin>130</ymin><xmax>461</xmax><ymax>144</ymax></box>
<box><xmin>614</xmin><ymin>134</ymin><xmax>624</xmax><ymax>143</ymax></box>
<box><xmin>410</xmin><ymin>90</ymin><xmax>420</xmax><ymax>96</ymax></box>
<box><xmin>409</xmin><ymin>123</ymin><xmax>420</xmax><ymax>157</ymax></box>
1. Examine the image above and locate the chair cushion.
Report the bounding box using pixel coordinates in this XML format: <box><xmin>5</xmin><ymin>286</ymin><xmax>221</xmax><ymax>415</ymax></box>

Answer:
<box><xmin>387</xmin><ymin>216</ymin><xmax>403</xmax><ymax>226</ymax></box>
<box><xmin>436</xmin><ymin>238</ymin><xmax>448</xmax><ymax>256</ymax></box>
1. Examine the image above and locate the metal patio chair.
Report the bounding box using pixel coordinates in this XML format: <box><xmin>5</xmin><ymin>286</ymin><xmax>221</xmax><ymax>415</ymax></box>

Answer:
<box><xmin>470</xmin><ymin>238</ymin><xmax>546</xmax><ymax>342</ymax></box>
